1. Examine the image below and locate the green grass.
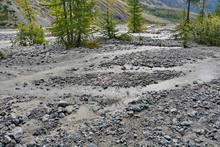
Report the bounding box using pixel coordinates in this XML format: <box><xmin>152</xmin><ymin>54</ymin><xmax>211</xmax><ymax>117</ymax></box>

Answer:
<box><xmin>143</xmin><ymin>5</ymin><xmax>198</xmax><ymax>23</ymax></box>
<box><xmin>143</xmin><ymin>5</ymin><xmax>182</xmax><ymax>23</ymax></box>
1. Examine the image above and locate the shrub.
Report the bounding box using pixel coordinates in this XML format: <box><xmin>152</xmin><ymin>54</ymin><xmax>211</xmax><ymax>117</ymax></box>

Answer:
<box><xmin>174</xmin><ymin>21</ymin><xmax>193</xmax><ymax>48</ymax></box>
<box><xmin>191</xmin><ymin>16</ymin><xmax>220</xmax><ymax>46</ymax></box>
<box><xmin>175</xmin><ymin>16</ymin><xmax>220</xmax><ymax>47</ymax></box>
<box><xmin>116</xmin><ymin>33</ymin><xmax>133</xmax><ymax>41</ymax></box>
<box><xmin>14</xmin><ymin>23</ymin><xmax>47</xmax><ymax>46</ymax></box>
<box><xmin>0</xmin><ymin>51</ymin><xmax>5</xmax><ymax>59</ymax></box>
<box><xmin>139</xmin><ymin>36</ymin><xmax>145</xmax><ymax>40</ymax></box>
<box><xmin>86</xmin><ymin>40</ymin><xmax>101</xmax><ymax>49</ymax></box>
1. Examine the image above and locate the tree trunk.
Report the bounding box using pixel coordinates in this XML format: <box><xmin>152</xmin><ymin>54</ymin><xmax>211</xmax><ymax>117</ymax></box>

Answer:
<box><xmin>186</xmin><ymin>0</ymin><xmax>191</xmax><ymax>22</ymax></box>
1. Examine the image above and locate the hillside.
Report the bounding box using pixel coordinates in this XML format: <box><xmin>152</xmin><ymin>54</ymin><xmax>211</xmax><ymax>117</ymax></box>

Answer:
<box><xmin>0</xmin><ymin>0</ymin><xmax>218</xmax><ymax>28</ymax></box>
<box><xmin>0</xmin><ymin>0</ymin><xmax>52</xmax><ymax>28</ymax></box>
<box><xmin>145</xmin><ymin>0</ymin><xmax>219</xmax><ymax>13</ymax></box>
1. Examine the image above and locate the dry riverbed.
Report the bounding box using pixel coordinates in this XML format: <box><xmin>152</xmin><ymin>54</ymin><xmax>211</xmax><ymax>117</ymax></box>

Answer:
<box><xmin>0</xmin><ymin>25</ymin><xmax>220</xmax><ymax>147</ymax></box>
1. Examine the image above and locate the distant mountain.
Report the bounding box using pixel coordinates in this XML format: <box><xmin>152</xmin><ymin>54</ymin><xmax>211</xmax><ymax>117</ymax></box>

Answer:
<box><xmin>0</xmin><ymin>0</ymin><xmax>219</xmax><ymax>28</ymax></box>
<box><xmin>144</xmin><ymin>0</ymin><xmax>219</xmax><ymax>13</ymax></box>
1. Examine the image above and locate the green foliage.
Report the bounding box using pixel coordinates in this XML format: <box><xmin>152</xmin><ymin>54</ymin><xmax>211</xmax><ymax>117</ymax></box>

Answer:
<box><xmin>49</xmin><ymin>0</ymin><xmax>97</xmax><ymax>49</ymax></box>
<box><xmin>16</xmin><ymin>0</ymin><xmax>37</xmax><ymax>23</ymax></box>
<box><xmin>6</xmin><ymin>1</ymin><xmax>12</xmax><ymax>5</ymax></box>
<box><xmin>0</xmin><ymin>51</ymin><xmax>5</xmax><ymax>59</ymax></box>
<box><xmin>186</xmin><ymin>0</ymin><xmax>200</xmax><ymax>22</ymax></box>
<box><xmin>127</xmin><ymin>0</ymin><xmax>145</xmax><ymax>33</ymax></box>
<box><xmin>175</xmin><ymin>15</ymin><xmax>220</xmax><ymax>47</ymax></box>
<box><xmin>0</xmin><ymin>22</ymin><xmax>7</xmax><ymax>26</ymax></box>
<box><xmin>214</xmin><ymin>5</ymin><xmax>220</xmax><ymax>16</ymax></box>
<box><xmin>144</xmin><ymin>5</ymin><xmax>182</xmax><ymax>23</ymax></box>
<box><xmin>190</xmin><ymin>16</ymin><xmax>220</xmax><ymax>46</ymax></box>
<box><xmin>198</xmin><ymin>0</ymin><xmax>209</xmax><ymax>21</ymax></box>
<box><xmin>175</xmin><ymin>22</ymin><xmax>193</xmax><ymax>48</ymax></box>
<box><xmin>139</xmin><ymin>36</ymin><xmax>144</xmax><ymax>40</ymax></box>
<box><xmin>14</xmin><ymin>23</ymin><xmax>47</xmax><ymax>46</ymax></box>
<box><xmin>116</xmin><ymin>33</ymin><xmax>133</xmax><ymax>41</ymax></box>
<box><xmin>86</xmin><ymin>40</ymin><xmax>101</xmax><ymax>49</ymax></box>
<box><xmin>98</xmin><ymin>4</ymin><xmax>118</xmax><ymax>39</ymax></box>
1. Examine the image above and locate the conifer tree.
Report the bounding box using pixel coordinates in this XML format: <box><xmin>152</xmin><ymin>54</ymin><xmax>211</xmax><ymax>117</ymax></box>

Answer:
<box><xmin>127</xmin><ymin>0</ymin><xmax>145</xmax><ymax>33</ymax></box>
<box><xmin>198</xmin><ymin>0</ymin><xmax>209</xmax><ymax>21</ymax></box>
<box><xmin>49</xmin><ymin>0</ymin><xmax>97</xmax><ymax>49</ymax></box>
<box><xmin>17</xmin><ymin>0</ymin><xmax>37</xmax><ymax>23</ymax></box>
<box><xmin>214</xmin><ymin>1</ymin><xmax>220</xmax><ymax>16</ymax></box>
<box><xmin>186</xmin><ymin>0</ymin><xmax>200</xmax><ymax>22</ymax></box>
<box><xmin>98</xmin><ymin>4</ymin><xmax>118</xmax><ymax>39</ymax></box>
<box><xmin>15</xmin><ymin>0</ymin><xmax>47</xmax><ymax>46</ymax></box>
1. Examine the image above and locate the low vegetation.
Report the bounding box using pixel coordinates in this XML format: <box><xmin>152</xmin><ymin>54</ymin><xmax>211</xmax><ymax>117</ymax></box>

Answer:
<box><xmin>127</xmin><ymin>0</ymin><xmax>146</xmax><ymax>33</ymax></box>
<box><xmin>116</xmin><ymin>33</ymin><xmax>133</xmax><ymax>41</ymax></box>
<box><xmin>14</xmin><ymin>23</ymin><xmax>47</xmax><ymax>46</ymax></box>
<box><xmin>0</xmin><ymin>51</ymin><xmax>5</xmax><ymax>59</ymax></box>
<box><xmin>176</xmin><ymin>15</ymin><xmax>220</xmax><ymax>47</ymax></box>
<box><xmin>98</xmin><ymin>4</ymin><xmax>118</xmax><ymax>39</ymax></box>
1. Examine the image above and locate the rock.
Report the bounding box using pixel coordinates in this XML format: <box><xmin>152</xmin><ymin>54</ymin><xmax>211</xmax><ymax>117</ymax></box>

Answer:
<box><xmin>0</xmin><ymin>124</ymin><xmax>4</xmax><ymax>129</ymax></box>
<box><xmin>59</xmin><ymin>113</ymin><xmax>65</xmax><ymax>118</ymax></box>
<box><xmin>70</xmin><ymin>67</ymin><xmax>78</xmax><ymax>71</ymax></box>
<box><xmin>147</xmin><ymin>65</ymin><xmax>154</xmax><ymax>68</ymax></box>
<box><xmin>0</xmin><ymin>111</ymin><xmax>6</xmax><ymax>116</ymax></box>
<box><xmin>7</xmin><ymin>113</ymin><xmax>17</xmax><ymax>120</ymax></box>
<box><xmin>88</xmin><ymin>143</ymin><xmax>97</xmax><ymax>147</ymax></box>
<box><xmin>127</xmin><ymin>111</ymin><xmax>134</xmax><ymax>116</ymax></box>
<box><xmin>9</xmin><ymin>124</ymin><xmax>16</xmax><ymax>130</ymax></box>
<box><xmin>180</xmin><ymin>121</ymin><xmax>193</xmax><ymax>126</ymax></box>
<box><xmin>5</xmin><ymin>140</ymin><xmax>16</xmax><ymax>147</ymax></box>
<box><xmin>131</xmin><ymin>106</ymin><xmax>142</xmax><ymax>112</ymax></box>
<box><xmin>121</xmin><ymin>66</ymin><xmax>126</xmax><ymax>70</ymax></box>
<box><xmin>170</xmin><ymin>108</ymin><xmax>177</xmax><ymax>113</ymax></box>
<box><xmin>58</xmin><ymin>101</ymin><xmax>69</xmax><ymax>108</ymax></box>
<box><xmin>215</xmin><ymin>120</ymin><xmax>220</xmax><ymax>127</ymax></box>
<box><xmin>12</xmin><ymin>127</ymin><xmax>23</xmax><ymax>140</ymax></box>
<box><xmin>42</xmin><ymin>114</ymin><xmax>50</xmax><ymax>122</ymax></box>
<box><xmin>3</xmin><ymin>135</ymin><xmax>12</xmax><ymax>144</ymax></box>
<box><xmin>193</xmin><ymin>81</ymin><xmax>198</xmax><ymax>84</ymax></box>
<box><xmin>164</xmin><ymin>135</ymin><xmax>171</xmax><ymax>141</ymax></box>
<box><xmin>188</xmin><ymin>111</ymin><xmax>198</xmax><ymax>117</ymax></box>
<box><xmin>26</xmin><ymin>142</ymin><xmax>38</xmax><ymax>147</ymax></box>
<box><xmin>13</xmin><ymin>119</ymin><xmax>21</xmax><ymax>126</ymax></box>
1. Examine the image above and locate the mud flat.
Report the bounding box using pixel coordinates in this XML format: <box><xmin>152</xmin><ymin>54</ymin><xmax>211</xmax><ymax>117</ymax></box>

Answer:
<box><xmin>0</xmin><ymin>26</ymin><xmax>220</xmax><ymax>146</ymax></box>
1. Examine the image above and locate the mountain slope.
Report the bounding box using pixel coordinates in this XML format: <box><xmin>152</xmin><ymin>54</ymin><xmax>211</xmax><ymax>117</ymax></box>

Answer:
<box><xmin>0</xmin><ymin>0</ymin><xmax>52</xmax><ymax>28</ymax></box>
<box><xmin>145</xmin><ymin>0</ymin><xmax>219</xmax><ymax>13</ymax></box>
<box><xmin>0</xmin><ymin>0</ymin><xmax>218</xmax><ymax>28</ymax></box>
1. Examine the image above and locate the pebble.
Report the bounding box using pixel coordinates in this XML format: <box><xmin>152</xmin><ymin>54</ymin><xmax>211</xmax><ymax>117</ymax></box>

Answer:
<box><xmin>188</xmin><ymin>111</ymin><xmax>198</xmax><ymax>117</ymax></box>
<box><xmin>180</xmin><ymin>121</ymin><xmax>193</xmax><ymax>126</ymax></box>
<box><xmin>3</xmin><ymin>135</ymin><xmax>12</xmax><ymax>144</ymax></box>
<box><xmin>12</xmin><ymin>127</ymin><xmax>23</xmax><ymax>140</ymax></box>
<box><xmin>42</xmin><ymin>114</ymin><xmax>50</xmax><ymax>122</ymax></box>
<box><xmin>58</xmin><ymin>101</ymin><xmax>69</xmax><ymax>107</ymax></box>
<box><xmin>164</xmin><ymin>135</ymin><xmax>171</xmax><ymax>141</ymax></box>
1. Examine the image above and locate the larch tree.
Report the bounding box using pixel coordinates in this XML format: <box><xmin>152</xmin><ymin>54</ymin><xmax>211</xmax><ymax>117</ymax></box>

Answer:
<box><xmin>214</xmin><ymin>0</ymin><xmax>220</xmax><ymax>16</ymax></box>
<box><xmin>127</xmin><ymin>0</ymin><xmax>145</xmax><ymax>33</ymax></box>
<box><xmin>17</xmin><ymin>0</ymin><xmax>37</xmax><ymax>23</ymax></box>
<box><xmin>186</xmin><ymin>0</ymin><xmax>201</xmax><ymax>22</ymax></box>
<box><xmin>48</xmin><ymin>0</ymin><xmax>97</xmax><ymax>49</ymax></box>
<box><xmin>98</xmin><ymin>3</ymin><xmax>118</xmax><ymax>39</ymax></box>
<box><xmin>14</xmin><ymin>0</ymin><xmax>47</xmax><ymax>46</ymax></box>
<box><xmin>198</xmin><ymin>0</ymin><xmax>209</xmax><ymax>21</ymax></box>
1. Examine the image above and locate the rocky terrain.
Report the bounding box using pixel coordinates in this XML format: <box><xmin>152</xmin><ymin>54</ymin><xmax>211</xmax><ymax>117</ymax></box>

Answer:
<box><xmin>0</xmin><ymin>25</ymin><xmax>220</xmax><ymax>147</ymax></box>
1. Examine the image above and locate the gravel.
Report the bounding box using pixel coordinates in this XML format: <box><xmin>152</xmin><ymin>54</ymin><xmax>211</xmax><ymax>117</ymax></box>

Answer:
<box><xmin>0</xmin><ymin>26</ymin><xmax>219</xmax><ymax>147</ymax></box>
<box><xmin>41</xmin><ymin>71</ymin><xmax>182</xmax><ymax>88</ymax></box>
